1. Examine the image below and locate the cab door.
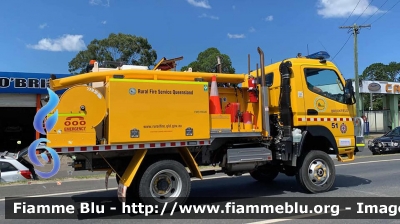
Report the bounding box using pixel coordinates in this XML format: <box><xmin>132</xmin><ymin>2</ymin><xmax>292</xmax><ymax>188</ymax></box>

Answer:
<box><xmin>301</xmin><ymin>65</ymin><xmax>354</xmax><ymax>149</ymax></box>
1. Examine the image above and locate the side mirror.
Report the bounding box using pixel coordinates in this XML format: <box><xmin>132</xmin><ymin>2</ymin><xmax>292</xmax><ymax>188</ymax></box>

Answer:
<box><xmin>344</xmin><ymin>79</ymin><xmax>356</xmax><ymax>105</ymax></box>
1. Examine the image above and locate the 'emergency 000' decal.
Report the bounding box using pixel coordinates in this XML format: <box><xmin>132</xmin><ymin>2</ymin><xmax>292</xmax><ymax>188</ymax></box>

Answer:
<box><xmin>64</xmin><ymin>116</ymin><xmax>86</xmax><ymax>132</ymax></box>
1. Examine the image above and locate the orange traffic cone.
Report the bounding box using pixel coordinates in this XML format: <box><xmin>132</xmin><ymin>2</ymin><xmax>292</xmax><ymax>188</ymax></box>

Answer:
<box><xmin>209</xmin><ymin>75</ymin><xmax>222</xmax><ymax>114</ymax></box>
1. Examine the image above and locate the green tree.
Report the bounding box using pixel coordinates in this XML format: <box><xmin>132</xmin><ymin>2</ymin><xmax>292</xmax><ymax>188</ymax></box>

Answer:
<box><xmin>180</xmin><ymin>47</ymin><xmax>235</xmax><ymax>73</ymax></box>
<box><xmin>68</xmin><ymin>33</ymin><xmax>157</xmax><ymax>74</ymax></box>
<box><xmin>360</xmin><ymin>62</ymin><xmax>400</xmax><ymax>81</ymax></box>
<box><xmin>359</xmin><ymin>62</ymin><xmax>400</xmax><ymax>110</ymax></box>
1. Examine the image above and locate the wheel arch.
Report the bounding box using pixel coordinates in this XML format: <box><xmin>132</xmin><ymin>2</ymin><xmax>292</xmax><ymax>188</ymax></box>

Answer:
<box><xmin>299</xmin><ymin>126</ymin><xmax>338</xmax><ymax>156</ymax></box>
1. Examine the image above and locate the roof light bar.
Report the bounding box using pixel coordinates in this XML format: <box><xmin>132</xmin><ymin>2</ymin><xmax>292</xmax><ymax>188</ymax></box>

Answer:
<box><xmin>305</xmin><ymin>51</ymin><xmax>330</xmax><ymax>60</ymax></box>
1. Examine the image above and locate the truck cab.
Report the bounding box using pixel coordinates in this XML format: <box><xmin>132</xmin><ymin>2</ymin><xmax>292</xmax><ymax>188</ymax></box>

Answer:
<box><xmin>262</xmin><ymin>52</ymin><xmax>363</xmax><ymax>162</ymax></box>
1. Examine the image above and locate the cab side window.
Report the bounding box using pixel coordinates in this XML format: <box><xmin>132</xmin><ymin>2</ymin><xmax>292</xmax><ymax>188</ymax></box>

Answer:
<box><xmin>256</xmin><ymin>72</ymin><xmax>273</xmax><ymax>87</ymax></box>
<box><xmin>304</xmin><ymin>68</ymin><xmax>345</xmax><ymax>104</ymax></box>
<box><xmin>265</xmin><ymin>73</ymin><xmax>273</xmax><ymax>87</ymax></box>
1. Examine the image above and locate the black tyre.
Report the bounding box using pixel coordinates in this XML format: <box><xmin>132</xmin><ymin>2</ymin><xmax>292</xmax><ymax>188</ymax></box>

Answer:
<box><xmin>135</xmin><ymin>160</ymin><xmax>191</xmax><ymax>211</ymax></box>
<box><xmin>250</xmin><ymin>165</ymin><xmax>279</xmax><ymax>183</ymax></box>
<box><xmin>296</xmin><ymin>150</ymin><xmax>335</xmax><ymax>193</ymax></box>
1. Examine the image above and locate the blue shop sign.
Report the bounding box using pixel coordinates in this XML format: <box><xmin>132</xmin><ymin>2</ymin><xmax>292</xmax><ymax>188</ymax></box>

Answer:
<box><xmin>0</xmin><ymin>72</ymin><xmax>72</xmax><ymax>94</ymax></box>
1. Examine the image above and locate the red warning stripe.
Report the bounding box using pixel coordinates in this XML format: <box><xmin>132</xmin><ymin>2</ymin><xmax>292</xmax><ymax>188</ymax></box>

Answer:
<box><xmin>54</xmin><ymin>140</ymin><xmax>210</xmax><ymax>153</ymax></box>
<box><xmin>297</xmin><ymin>117</ymin><xmax>354</xmax><ymax>122</ymax></box>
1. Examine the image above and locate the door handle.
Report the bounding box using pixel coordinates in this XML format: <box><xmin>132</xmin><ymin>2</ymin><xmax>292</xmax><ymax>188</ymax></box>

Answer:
<box><xmin>307</xmin><ymin>109</ymin><xmax>318</xmax><ymax>115</ymax></box>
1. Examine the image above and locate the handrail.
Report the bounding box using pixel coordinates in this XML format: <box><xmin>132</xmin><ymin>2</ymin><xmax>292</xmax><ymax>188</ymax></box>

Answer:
<box><xmin>49</xmin><ymin>69</ymin><xmax>247</xmax><ymax>91</ymax></box>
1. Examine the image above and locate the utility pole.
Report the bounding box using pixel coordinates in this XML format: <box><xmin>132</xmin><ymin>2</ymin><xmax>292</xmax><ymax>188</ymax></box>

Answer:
<box><xmin>339</xmin><ymin>23</ymin><xmax>371</xmax><ymax>118</ymax></box>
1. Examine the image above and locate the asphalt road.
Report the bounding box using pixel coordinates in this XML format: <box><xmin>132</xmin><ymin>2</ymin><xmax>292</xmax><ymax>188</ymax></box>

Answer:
<box><xmin>1</xmin><ymin>150</ymin><xmax>400</xmax><ymax>224</ymax></box>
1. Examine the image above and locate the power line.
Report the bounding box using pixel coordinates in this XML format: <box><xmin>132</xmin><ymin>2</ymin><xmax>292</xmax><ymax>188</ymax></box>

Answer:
<box><xmin>362</xmin><ymin>0</ymin><xmax>389</xmax><ymax>24</ymax></box>
<box><xmin>371</xmin><ymin>0</ymin><xmax>400</xmax><ymax>25</ymax></box>
<box><xmin>342</xmin><ymin>0</ymin><xmax>361</xmax><ymax>26</ymax></box>
<box><xmin>332</xmin><ymin>33</ymin><xmax>352</xmax><ymax>61</ymax></box>
<box><xmin>353</xmin><ymin>0</ymin><xmax>374</xmax><ymax>24</ymax></box>
<box><xmin>318</xmin><ymin>40</ymin><xmax>329</xmax><ymax>52</ymax></box>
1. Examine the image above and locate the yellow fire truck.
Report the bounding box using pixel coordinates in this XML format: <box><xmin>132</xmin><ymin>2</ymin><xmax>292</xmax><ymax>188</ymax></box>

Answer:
<box><xmin>40</xmin><ymin>47</ymin><xmax>364</xmax><ymax>209</ymax></box>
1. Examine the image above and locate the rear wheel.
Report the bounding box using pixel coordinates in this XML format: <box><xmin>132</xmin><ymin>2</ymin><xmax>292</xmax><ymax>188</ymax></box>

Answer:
<box><xmin>135</xmin><ymin>160</ymin><xmax>191</xmax><ymax>211</ymax></box>
<box><xmin>296</xmin><ymin>150</ymin><xmax>335</xmax><ymax>193</ymax></box>
<box><xmin>250</xmin><ymin>164</ymin><xmax>279</xmax><ymax>183</ymax></box>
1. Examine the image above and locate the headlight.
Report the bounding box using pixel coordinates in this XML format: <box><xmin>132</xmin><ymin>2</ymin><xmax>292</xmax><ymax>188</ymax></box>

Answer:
<box><xmin>378</xmin><ymin>142</ymin><xmax>383</xmax><ymax>147</ymax></box>
<box><xmin>394</xmin><ymin>142</ymin><xmax>399</xmax><ymax>147</ymax></box>
<box><xmin>368</xmin><ymin>140</ymin><xmax>373</xmax><ymax>146</ymax></box>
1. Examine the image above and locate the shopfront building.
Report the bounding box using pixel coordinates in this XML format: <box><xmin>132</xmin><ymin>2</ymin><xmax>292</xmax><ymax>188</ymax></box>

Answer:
<box><xmin>0</xmin><ymin>72</ymin><xmax>71</xmax><ymax>152</ymax></box>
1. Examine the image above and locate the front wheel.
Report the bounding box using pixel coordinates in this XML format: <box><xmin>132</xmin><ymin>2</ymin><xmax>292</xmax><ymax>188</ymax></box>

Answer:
<box><xmin>135</xmin><ymin>160</ymin><xmax>191</xmax><ymax>211</ymax></box>
<box><xmin>296</xmin><ymin>150</ymin><xmax>335</xmax><ymax>193</ymax></box>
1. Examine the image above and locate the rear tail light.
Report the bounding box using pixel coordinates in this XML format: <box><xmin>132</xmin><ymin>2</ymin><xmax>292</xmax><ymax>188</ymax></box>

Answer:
<box><xmin>20</xmin><ymin>170</ymin><xmax>32</xmax><ymax>179</ymax></box>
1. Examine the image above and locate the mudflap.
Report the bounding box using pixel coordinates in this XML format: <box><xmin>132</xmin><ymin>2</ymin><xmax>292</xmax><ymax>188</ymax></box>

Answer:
<box><xmin>116</xmin><ymin>149</ymin><xmax>147</xmax><ymax>203</ymax></box>
<box><xmin>105</xmin><ymin>169</ymin><xmax>112</xmax><ymax>190</ymax></box>
<box><xmin>118</xmin><ymin>183</ymin><xmax>127</xmax><ymax>203</ymax></box>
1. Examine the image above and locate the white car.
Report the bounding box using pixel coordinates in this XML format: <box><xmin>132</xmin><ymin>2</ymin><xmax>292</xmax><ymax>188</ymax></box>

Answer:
<box><xmin>0</xmin><ymin>151</ymin><xmax>35</xmax><ymax>183</ymax></box>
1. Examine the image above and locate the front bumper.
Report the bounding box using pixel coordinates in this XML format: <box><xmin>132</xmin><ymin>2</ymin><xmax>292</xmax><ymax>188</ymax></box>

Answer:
<box><xmin>368</xmin><ymin>146</ymin><xmax>399</xmax><ymax>154</ymax></box>
<box><xmin>368</xmin><ymin>140</ymin><xmax>400</xmax><ymax>154</ymax></box>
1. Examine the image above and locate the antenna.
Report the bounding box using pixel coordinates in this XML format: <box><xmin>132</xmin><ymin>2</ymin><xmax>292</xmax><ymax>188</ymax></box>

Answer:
<box><xmin>248</xmin><ymin>54</ymin><xmax>251</xmax><ymax>76</ymax></box>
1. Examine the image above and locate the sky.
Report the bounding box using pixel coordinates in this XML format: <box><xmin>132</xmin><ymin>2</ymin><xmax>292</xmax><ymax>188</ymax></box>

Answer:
<box><xmin>0</xmin><ymin>0</ymin><xmax>399</xmax><ymax>80</ymax></box>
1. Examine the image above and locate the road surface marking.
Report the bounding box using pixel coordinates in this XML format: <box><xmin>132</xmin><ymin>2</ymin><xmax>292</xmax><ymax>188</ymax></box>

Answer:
<box><xmin>0</xmin><ymin>188</ymin><xmax>118</xmax><ymax>202</ymax></box>
<box><xmin>356</xmin><ymin>154</ymin><xmax>400</xmax><ymax>159</ymax></box>
<box><xmin>343</xmin><ymin>188</ymin><xmax>390</xmax><ymax>197</ymax></box>
<box><xmin>248</xmin><ymin>219</ymin><xmax>292</xmax><ymax>224</ymax></box>
<box><xmin>246</xmin><ymin>209</ymin><xmax>346</xmax><ymax>224</ymax></box>
<box><xmin>192</xmin><ymin>175</ymin><xmax>246</xmax><ymax>181</ymax></box>
<box><xmin>332</xmin><ymin>154</ymin><xmax>400</xmax><ymax>160</ymax></box>
<box><xmin>336</xmin><ymin>158</ymin><xmax>400</xmax><ymax>166</ymax></box>
<box><xmin>0</xmin><ymin>175</ymin><xmax>239</xmax><ymax>201</ymax></box>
